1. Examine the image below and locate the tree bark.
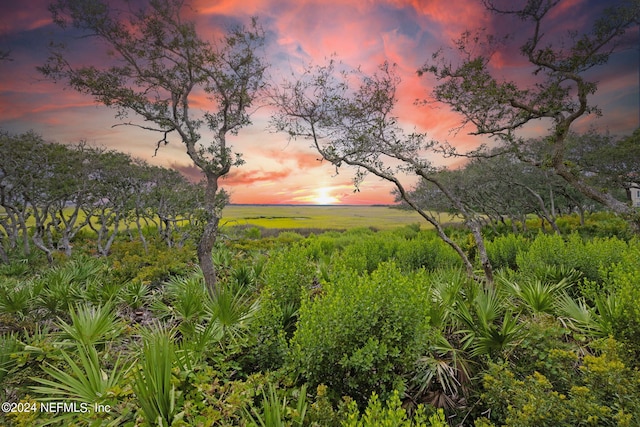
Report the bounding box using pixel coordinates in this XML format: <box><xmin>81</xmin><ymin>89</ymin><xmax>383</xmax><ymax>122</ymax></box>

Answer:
<box><xmin>198</xmin><ymin>175</ymin><xmax>222</xmax><ymax>297</ymax></box>
<box><xmin>0</xmin><ymin>242</ymin><xmax>8</xmax><ymax>264</ymax></box>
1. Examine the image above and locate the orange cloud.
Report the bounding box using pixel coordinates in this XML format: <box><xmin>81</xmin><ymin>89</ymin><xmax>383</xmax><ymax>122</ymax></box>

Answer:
<box><xmin>223</xmin><ymin>168</ymin><xmax>292</xmax><ymax>186</ymax></box>
<box><xmin>2</xmin><ymin>0</ymin><xmax>636</xmax><ymax>207</ymax></box>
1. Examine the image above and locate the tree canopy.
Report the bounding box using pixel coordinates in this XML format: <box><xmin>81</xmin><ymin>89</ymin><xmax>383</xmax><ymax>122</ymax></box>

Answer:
<box><xmin>40</xmin><ymin>0</ymin><xmax>268</xmax><ymax>294</ymax></box>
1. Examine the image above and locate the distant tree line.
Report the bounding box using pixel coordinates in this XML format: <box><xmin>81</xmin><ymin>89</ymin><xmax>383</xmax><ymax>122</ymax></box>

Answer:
<box><xmin>0</xmin><ymin>130</ymin><xmax>205</xmax><ymax>263</ymax></box>
<box><xmin>403</xmin><ymin>130</ymin><xmax>640</xmax><ymax>234</ymax></box>
<box><xmin>33</xmin><ymin>0</ymin><xmax>640</xmax><ymax>289</ymax></box>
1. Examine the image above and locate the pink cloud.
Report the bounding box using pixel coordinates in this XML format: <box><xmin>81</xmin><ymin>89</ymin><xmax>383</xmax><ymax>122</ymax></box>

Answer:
<box><xmin>1</xmin><ymin>0</ymin><xmax>636</xmax><ymax>206</ymax></box>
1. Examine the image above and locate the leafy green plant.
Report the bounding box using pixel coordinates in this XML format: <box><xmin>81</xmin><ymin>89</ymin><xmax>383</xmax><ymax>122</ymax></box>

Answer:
<box><xmin>341</xmin><ymin>390</ymin><xmax>447</xmax><ymax>427</ymax></box>
<box><xmin>555</xmin><ymin>293</ymin><xmax>600</xmax><ymax>335</ymax></box>
<box><xmin>207</xmin><ymin>285</ymin><xmax>259</xmax><ymax>347</ymax></box>
<box><xmin>0</xmin><ymin>280</ymin><xmax>34</xmax><ymax>319</ymax></box>
<box><xmin>162</xmin><ymin>270</ymin><xmax>208</xmax><ymax>336</ymax></box>
<box><xmin>0</xmin><ymin>259</ymin><xmax>30</xmax><ymax>277</ymax></box>
<box><xmin>243</xmin><ymin>383</ymin><xmax>308</xmax><ymax>427</ymax></box>
<box><xmin>119</xmin><ymin>280</ymin><xmax>151</xmax><ymax>310</ymax></box>
<box><xmin>231</xmin><ymin>263</ymin><xmax>257</xmax><ymax>291</ymax></box>
<box><xmin>31</xmin><ymin>343</ymin><xmax>127</xmax><ymax>403</ymax></box>
<box><xmin>479</xmin><ymin>339</ymin><xmax>640</xmax><ymax>426</ymax></box>
<box><xmin>516</xmin><ymin>233</ymin><xmax>626</xmax><ymax>284</ymax></box>
<box><xmin>134</xmin><ymin>325</ymin><xmax>183</xmax><ymax>426</ymax></box>
<box><xmin>455</xmin><ymin>285</ymin><xmax>524</xmax><ymax>358</ymax></box>
<box><xmin>57</xmin><ymin>303</ymin><xmax>124</xmax><ymax>348</ymax></box>
<box><xmin>0</xmin><ymin>333</ymin><xmax>20</xmax><ymax>386</ymax></box>
<box><xmin>498</xmin><ymin>274</ymin><xmax>571</xmax><ymax>316</ymax></box>
<box><xmin>486</xmin><ymin>233</ymin><xmax>530</xmax><ymax>271</ymax></box>
<box><xmin>35</xmin><ymin>266</ymin><xmax>84</xmax><ymax>317</ymax></box>
<box><xmin>409</xmin><ymin>333</ymin><xmax>473</xmax><ymax>410</ymax></box>
<box><xmin>291</xmin><ymin>262</ymin><xmax>432</xmax><ymax>405</ymax></box>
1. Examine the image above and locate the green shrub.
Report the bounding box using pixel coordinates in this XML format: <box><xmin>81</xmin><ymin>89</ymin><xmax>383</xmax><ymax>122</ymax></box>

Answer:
<box><xmin>486</xmin><ymin>233</ymin><xmax>530</xmax><ymax>270</ymax></box>
<box><xmin>516</xmin><ymin>233</ymin><xmax>626</xmax><ymax>284</ymax></box>
<box><xmin>341</xmin><ymin>390</ymin><xmax>447</xmax><ymax>427</ymax></box>
<box><xmin>479</xmin><ymin>339</ymin><xmax>640</xmax><ymax>426</ymax></box>
<box><xmin>241</xmin><ymin>247</ymin><xmax>316</xmax><ymax>372</ymax></box>
<box><xmin>262</xmin><ymin>246</ymin><xmax>316</xmax><ymax>312</ymax></box>
<box><xmin>395</xmin><ymin>232</ymin><xmax>462</xmax><ymax>272</ymax></box>
<box><xmin>340</xmin><ymin>234</ymin><xmax>400</xmax><ymax>274</ymax></box>
<box><xmin>290</xmin><ymin>262</ymin><xmax>433</xmax><ymax>405</ymax></box>
<box><xmin>109</xmin><ymin>239</ymin><xmax>196</xmax><ymax>285</ymax></box>
<box><xmin>604</xmin><ymin>240</ymin><xmax>640</xmax><ymax>363</ymax></box>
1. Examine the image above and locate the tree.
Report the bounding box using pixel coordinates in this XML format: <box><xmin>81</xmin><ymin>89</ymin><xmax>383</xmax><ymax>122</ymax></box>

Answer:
<box><xmin>408</xmin><ymin>152</ymin><xmax>591</xmax><ymax>234</ymax></box>
<box><xmin>565</xmin><ymin>129</ymin><xmax>640</xmax><ymax>205</ymax></box>
<box><xmin>420</xmin><ymin>0</ymin><xmax>640</xmax><ymax>225</ymax></box>
<box><xmin>83</xmin><ymin>149</ymin><xmax>140</xmax><ymax>256</ymax></box>
<box><xmin>0</xmin><ymin>132</ymin><xmax>91</xmax><ymax>262</ymax></box>
<box><xmin>40</xmin><ymin>0</ymin><xmax>267</xmax><ymax>295</ymax></box>
<box><xmin>0</xmin><ymin>130</ymin><xmax>37</xmax><ymax>259</ymax></box>
<box><xmin>146</xmin><ymin>166</ymin><xmax>205</xmax><ymax>248</ymax></box>
<box><xmin>270</xmin><ymin>61</ymin><xmax>494</xmax><ymax>283</ymax></box>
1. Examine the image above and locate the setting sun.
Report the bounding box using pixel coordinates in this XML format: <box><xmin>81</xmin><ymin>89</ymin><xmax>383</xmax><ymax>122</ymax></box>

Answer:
<box><xmin>313</xmin><ymin>187</ymin><xmax>339</xmax><ymax>205</ymax></box>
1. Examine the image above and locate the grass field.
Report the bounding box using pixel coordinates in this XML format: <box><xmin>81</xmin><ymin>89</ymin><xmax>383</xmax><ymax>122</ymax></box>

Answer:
<box><xmin>1</xmin><ymin>205</ymin><xmax>459</xmax><ymax>234</ymax></box>
<box><xmin>219</xmin><ymin>205</ymin><xmax>458</xmax><ymax>230</ymax></box>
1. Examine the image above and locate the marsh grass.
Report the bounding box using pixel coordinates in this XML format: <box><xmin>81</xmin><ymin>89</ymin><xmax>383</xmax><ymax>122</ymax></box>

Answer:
<box><xmin>221</xmin><ymin>205</ymin><xmax>459</xmax><ymax>230</ymax></box>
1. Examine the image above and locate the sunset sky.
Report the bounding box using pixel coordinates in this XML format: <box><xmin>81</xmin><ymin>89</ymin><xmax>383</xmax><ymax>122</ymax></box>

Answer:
<box><xmin>1</xmin><ymin>0</ymin><xmax>638</xmax><ymax>205</ymax></box>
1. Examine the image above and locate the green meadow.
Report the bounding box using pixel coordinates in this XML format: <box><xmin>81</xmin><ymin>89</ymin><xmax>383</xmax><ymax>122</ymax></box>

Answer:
<box><xmin>220</xmin><ymin>204</ymin><xmax>457</xmax><ymax>230</ymax></box>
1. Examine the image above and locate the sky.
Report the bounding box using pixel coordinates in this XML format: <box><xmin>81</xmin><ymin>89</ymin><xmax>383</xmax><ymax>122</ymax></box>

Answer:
<box><xmin>0</xmin><ymin>0</ymin><xmax>638</xmax><ymax>205</ymax></box>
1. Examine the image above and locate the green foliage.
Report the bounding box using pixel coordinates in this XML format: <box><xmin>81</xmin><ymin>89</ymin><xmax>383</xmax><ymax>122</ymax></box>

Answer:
<box><xmin>263</xmin><ymin>246</ymin><xmax>316</xmax><ymax>310</ymax></box>
<box><xmin>207</xmin><ymin>285</ymin><xmax>259</xmax><ymax>348</ymax></box>
<box><xmin>516</xmin><ymin>233</ymin><xmax>626</xmax><ymax>284</ymax></box>
<box><xmin>454</xmin><ymin>285</ymin><xmax>524</xmax><ymax>358</ymax></box>
<box><xmin>0</xmin><ymin>259</ymin><xmax>31</xmax><ymax>277</ymax></box>
<box><xmin>4</xmin><ymin>219</ymin><xmax>640</xmax><ymax>426</ymax></box>
<box><xmin>556</xmin><ymin>212</ymin><xmax>633</xmax><ymax>239</ymax></box>
<box><xmin>159</xmin><ymin>271</ymin><xmax>209</xmax><ymax>337</ymax></box>
<box><xmin>504</xmin><ymin>316</ymin><xmax>578</xmax><ymax>393</ymax></box>
<box><xmin>498</xmin><ymin>273</ymin><xmax>572</xmax><ymax>316</ymax></box>
<box><xmin>486</xmin><ymin>233</ymin><xmax>530</xmax><ymax>270</ymax></box>
<box><xmin>341</xmin><ymin>390</ymin><xmax>447</xmax><ymax>427</ymax></box>
<box><xmin>339</xmin><ymin>233</ymin><xmax>400</xmax><ymax>274</ymax></box>
<box><xmin>243</xmin><ymin>383</ymin><xmax>308</xmax><ymax>427</ymax></box>
<box><xmin>0</xmin><ymin>280</ymin><xmax>35</xmax><ymax>319</ymax></box>
<box><xmin>242</xmin><ymin>247</ymin><xmax>316</xmax><ymax>372</ymax></box>
<box><xmin>396</xmin><ymin>232</ymin><xmax>462</xmax><ymax>272</ymax></box>
<box><xmin>31</xmin><ymin>343</ymin><xmax>128</xmax><ymax>404</ymax></box>
<box><xmin>134</xmin><ymin>326</ymin><xmax>182</xmax><ymax>426</ymax></box>
<box><xmin>602</xmin><ymin>241</ymin><xmax>640</xmax><ymax>362</ymax></box>
<box><xmin>119</xmin><ymin>280</ymin><xmax>151</xmax><ymax>310</ymax></box>
<box><xmin>57</xmin><ymin>303</ymin><xmax>124</xmax><ymax>348</ymax></box>
<box><xmin>291</xmin><ymin>262</ymin><xmax>432</xmax><ymax>405</ymax></box>
<box><xmin>109</xmin><ymin>239</ymin><xmax>197</xmax><ymax>285</ymax></box>
<box><xmin>480</xmin><ymin>339</ymin><xmax>640</xmax><ymax>426</ymax></box>
<box><xmin>0</xmin><ymin>333</ymin><xmax>20</xmax><ymax>387</ymax></box>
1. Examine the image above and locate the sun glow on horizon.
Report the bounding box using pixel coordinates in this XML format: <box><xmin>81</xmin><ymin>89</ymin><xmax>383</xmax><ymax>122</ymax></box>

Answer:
<box><xmin>312</xmin><ymin>187</ymin><xmax>340</xmax><ymax>205</ymax></box>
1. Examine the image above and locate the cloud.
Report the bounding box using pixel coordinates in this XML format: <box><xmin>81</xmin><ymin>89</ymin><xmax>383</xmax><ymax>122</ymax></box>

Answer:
<box><xmin>260</xmin><ymin>148</ymin><xmax>325</xmax><ymax>170</ymax></box>
<box><xmin>1</xmin><ymin>0</ymin><xmax>637</xmax><ymax>206</ymax></box>
<box><xmin>223</xmin><ymin>168</ymin><xmax>292</xmax><ymax>186</ymax></box>
<box><xmin>168</xmin><ymin>162</ymin><xmax>205</xmax><ymax>183</ymax></box>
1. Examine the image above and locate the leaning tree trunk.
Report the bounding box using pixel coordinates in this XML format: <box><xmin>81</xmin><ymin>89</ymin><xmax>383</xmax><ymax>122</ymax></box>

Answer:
<box><xmin>0</xmin><ymin>242</ymin><xmax>8</xmax><ymax>264</ymax></box>
<box><xmin>198</xmin><ymin>175</ymin><xmax>222</xmax><ymax>297</ymax></box>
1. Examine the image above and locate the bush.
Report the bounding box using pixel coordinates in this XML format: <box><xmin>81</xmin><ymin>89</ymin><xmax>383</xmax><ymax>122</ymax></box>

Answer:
<box><xmin>479</xmin><ymin>339</ymin><xmax>640</xmax><ymax>426</ymax></box>
<box><xmin>339</xmin><ymin>233</ymin><xmax>400</xmax><ymax>274</ymax></box>
<box><xmin>516</xmin><ymin>233</ymin><xmax>626</xmax><ymax>284</ymax></box>
<box><xmin>290</xmin><ymin>262</ymin><xmax>433</xmax><ymax>405</ymax></box>
<box><xmin>486</xmin><ymin>233</ymin><xmax>530</xmax><ymax>271</ymax></box>
<box><xmin>604</xmin><ymin>240</ymin><xmax>640</xmax><ymax>363</ymax></box>
<box><xmin>109</xmin><ymin>239</ymin><xmax>197</xmax><ymax>285</ymax></box>
<box><xmin>396</xmin><ymin>232</ymin><xmax>462</xmax><ymax>272</ymax></box>
<box><xmin>341</xmin><ymin>390</ymin><xmax>447</xmax><ymax>427</ymax></box>
<box><xmin>241</xmin><ymin>247</ymin><xmax>316</xmax><ymax>372</ymax></box>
